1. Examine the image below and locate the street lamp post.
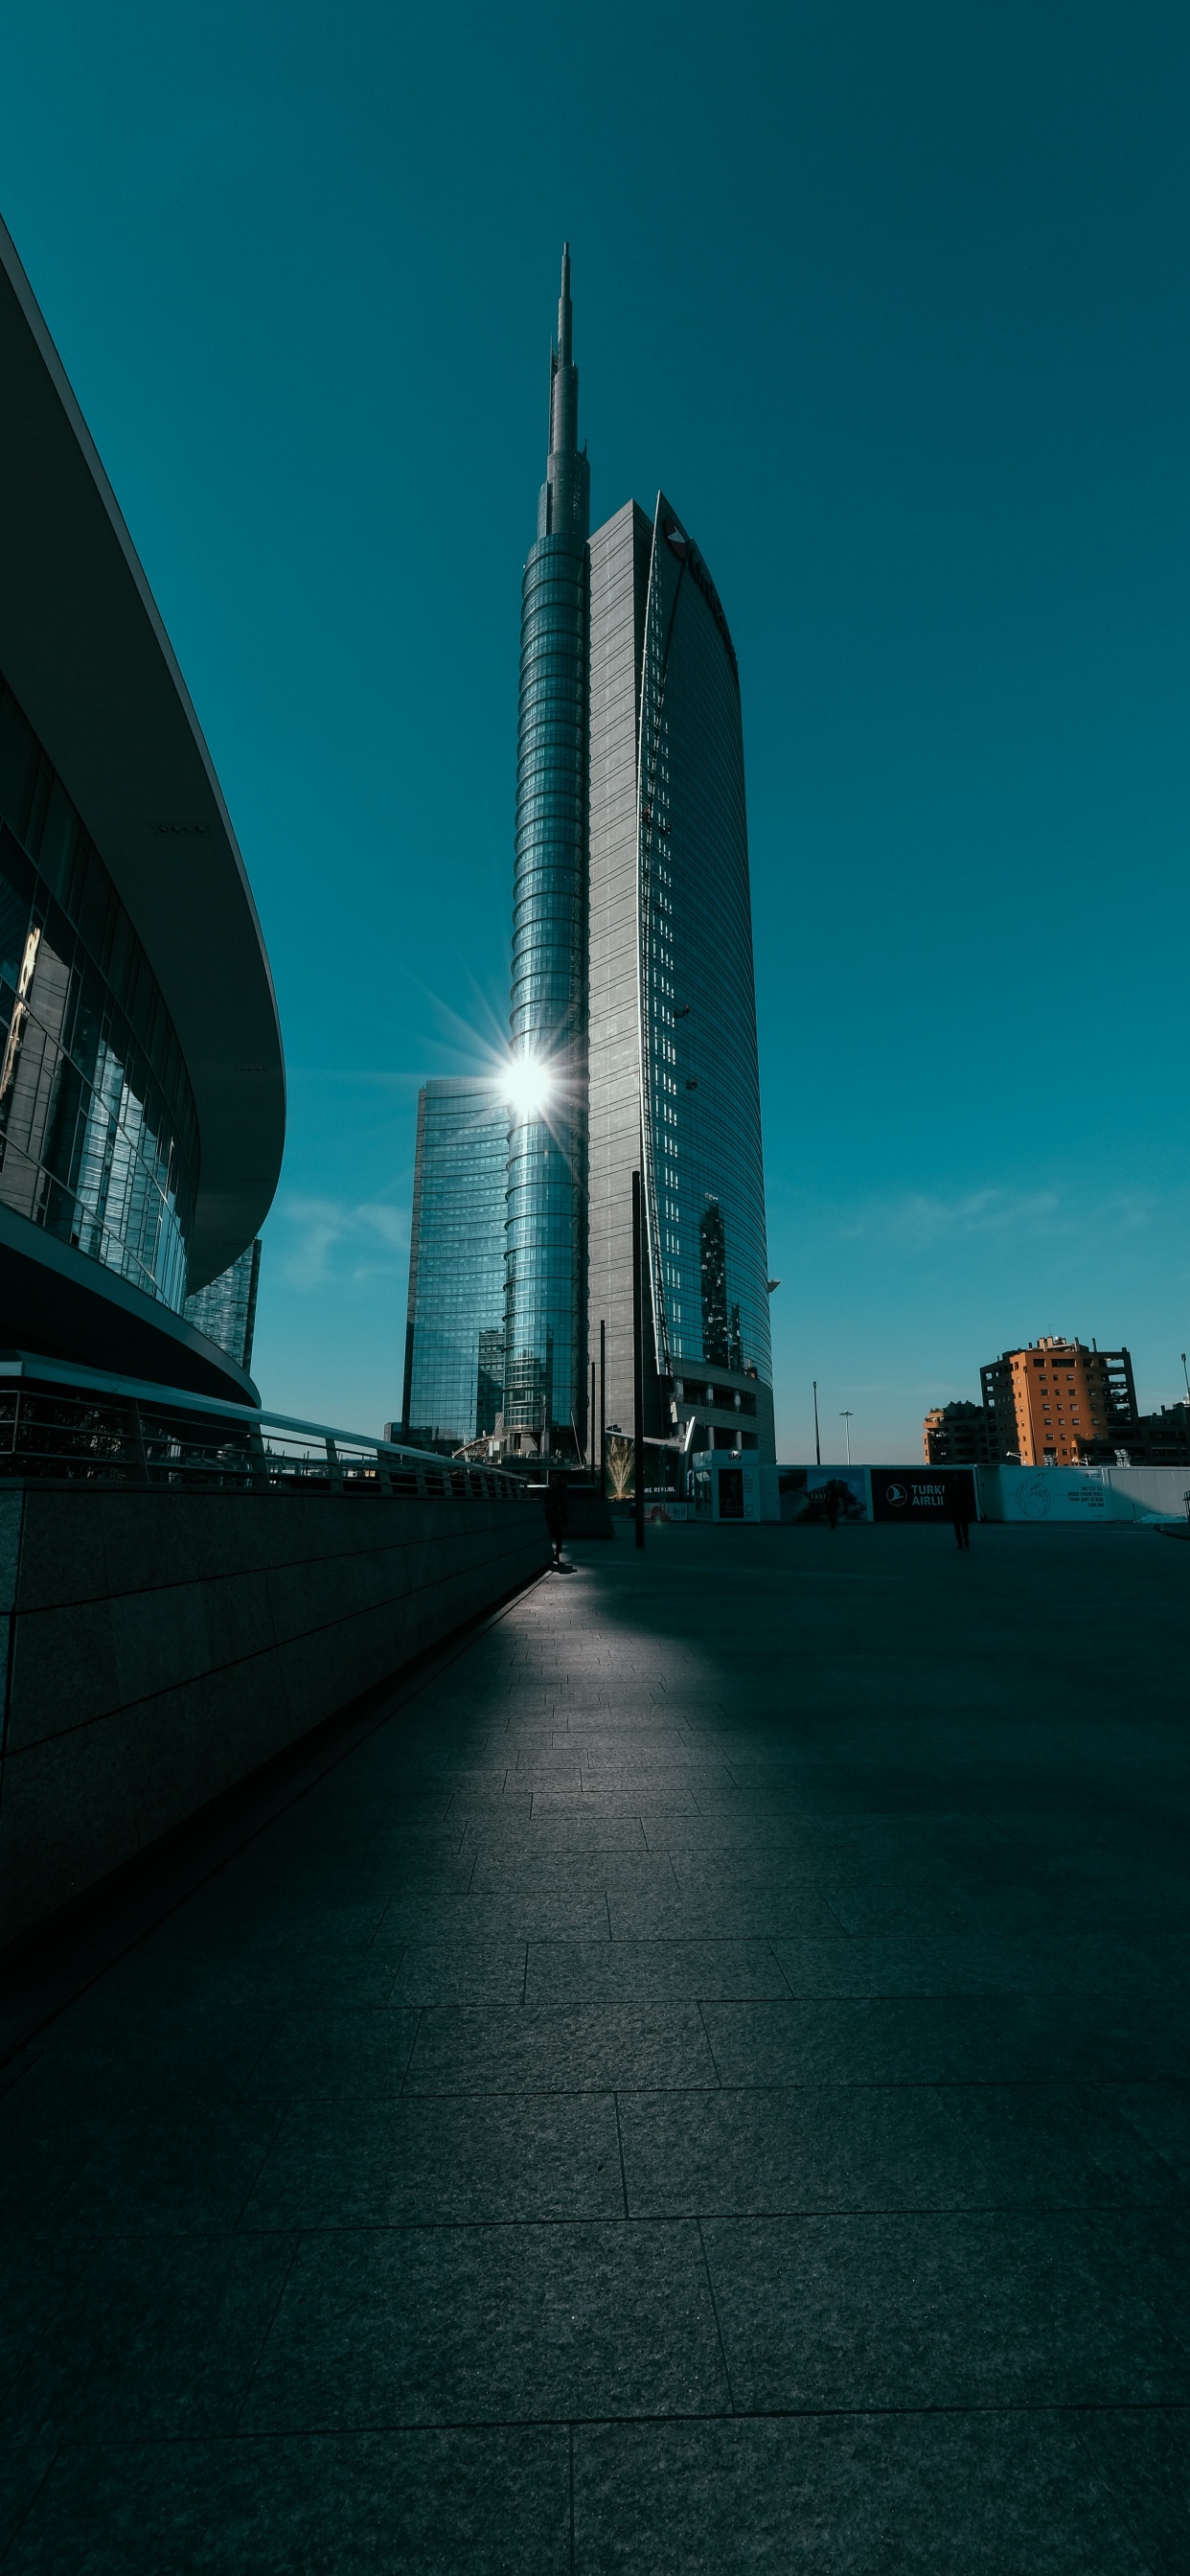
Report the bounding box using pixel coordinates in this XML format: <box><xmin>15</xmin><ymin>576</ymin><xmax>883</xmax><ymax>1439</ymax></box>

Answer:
<box><xmin>812</xmin><ymin>1380</ymin><xmax>821</xmax><ymax>1467</ymax></box>
<box><xmin>839</xmin><ymin>1409</ymin><xmax>854</xmax><ymax>1464</ymax></box>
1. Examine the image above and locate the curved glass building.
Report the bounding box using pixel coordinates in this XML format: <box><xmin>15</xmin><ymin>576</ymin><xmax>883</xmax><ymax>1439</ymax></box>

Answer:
<box><xmin>588</xmin><ymin>495</ymin><xmax>772</xmax><ymax>1460</ymax></box>
<box><xmin>503</xmin><ymin>247</ymin><xmax>590</xmax><ymax>1459</ymax></box>
<box><xmin>400</xmin><ymin>1077</ymin><xmax>508</xmax><ymax>1453</ymax></box>
<box><xmin>0</xmin><ymin>215</ymin><xmax>284</xmax><ymax>1400</ymax></box>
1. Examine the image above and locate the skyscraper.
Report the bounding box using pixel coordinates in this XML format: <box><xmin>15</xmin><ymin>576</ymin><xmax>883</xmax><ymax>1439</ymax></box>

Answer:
<box><xmin>587</xmin><ymin>496</ymin><xmax>773</xmax><ymax>1461</ymax></box>
<box><xmin>502</xmin><ymin>247</ymin><xmax>590</xmax><ymax>1460</ymax></box>
<box><xmin>404</xmin><ymin>253</ymin><xmax>773</xmax><ymax>1477</ymax></box>
<box><xmin>400</xmin><ymin>1076</ymin><xmax>508</xmax><ymax>1452</ymax></box>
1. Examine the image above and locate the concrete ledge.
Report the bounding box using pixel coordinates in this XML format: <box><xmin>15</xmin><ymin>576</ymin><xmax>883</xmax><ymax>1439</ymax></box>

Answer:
<box><xmin>0</xmin><ymin>1484</ymin><xmax>549</xmax><ymax>1948</ymax></box>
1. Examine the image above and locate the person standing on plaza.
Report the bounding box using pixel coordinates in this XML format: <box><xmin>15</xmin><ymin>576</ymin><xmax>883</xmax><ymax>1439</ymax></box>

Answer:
<box><xmin>544</xmin><ymin>1474</ymin><xmax>569</xmax><ymax>1568</ymax></box>
<box><xmin>950</xmin><ymin>1476</ymin><xmax>972</xmax><ymax>1550</ymax></box>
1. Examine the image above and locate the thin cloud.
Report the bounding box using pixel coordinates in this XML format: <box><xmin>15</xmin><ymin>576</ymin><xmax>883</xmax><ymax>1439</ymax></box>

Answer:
<box><xmin>271</xmin><ymin>1194</ymin><xmax>407</xmax><ymax>1289</ymax></box>
<box><xmin>829</xmin><ymin>1184</ymin><xmax>1158</xmax><ymax>1252</ymax></box>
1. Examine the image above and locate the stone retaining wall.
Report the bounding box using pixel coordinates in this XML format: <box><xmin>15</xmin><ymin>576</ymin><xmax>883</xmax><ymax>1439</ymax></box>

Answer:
<box><xmin>0</xmin><ymin>1483</ymin><xmax>549</xmax><ymax>1949</ymax></box>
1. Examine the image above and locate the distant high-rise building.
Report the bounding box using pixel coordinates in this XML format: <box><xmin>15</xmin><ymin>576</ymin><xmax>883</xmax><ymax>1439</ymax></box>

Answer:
<box><xmin>1073</xmin><ymin>1400</ymin><xmax>1190</xmax><ymax>1467</ymax></box>
<box><xmin>400</xmin><ymin>1078</ymin><xmax>507</xmax><ymax>1452</ymax></box>
<box><xmin>923</xmin><ymin>1398</ymin><xmax>1000</xmax><ymax>1466</ymax></box>
<box><xmin>587</xmin><ymin>496</ymin><xmax>773</xmax><ymax>1460</ymax></box>
<box><xmin>502</xmin><ymin>245</ymin><xmax>589</xmax><ymax>1460</ymax></box>
<box><xmin>185</xmin><ymin>1240</ymin><xmax>262</xmax><ymax>1375</ymax></box>
<box><xmin>981</xmin><ymin>1337</ymin><xmax>1137</xmax><ymax>1465</ymax></box>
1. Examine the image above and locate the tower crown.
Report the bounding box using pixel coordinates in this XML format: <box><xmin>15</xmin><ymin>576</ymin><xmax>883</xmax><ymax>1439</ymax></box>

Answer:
<box><xmin>538</xmin><ymin>243</ymin><xmax>589</xmax><ymax>541</ymax></box>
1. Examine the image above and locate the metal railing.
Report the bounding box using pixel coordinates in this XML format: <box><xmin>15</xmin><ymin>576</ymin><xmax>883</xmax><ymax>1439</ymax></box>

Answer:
<box><xmin>0</xmin><ymin>1359</ymin><xmax>529</xmax><ymax>1502</ymax></box>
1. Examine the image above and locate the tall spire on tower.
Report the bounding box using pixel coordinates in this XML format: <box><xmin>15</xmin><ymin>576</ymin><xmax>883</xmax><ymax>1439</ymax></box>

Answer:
<box><xmin>538</xmin><ymin>242</ymin><xmax>589</xmax><ymax>540</ymax></box>
<box><xmin>557</xmin><ymin>242</ymin><xmax>573</xmax><ymax>369</ymax></box>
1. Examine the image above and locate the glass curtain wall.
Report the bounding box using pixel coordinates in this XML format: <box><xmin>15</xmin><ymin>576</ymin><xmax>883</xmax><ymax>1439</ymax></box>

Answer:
<box><xmin>0</xmin><ymin>672</ymin><xmax>198</xmax><ymax>1314</ymax></box>
<box><xmin>503</xmin><ymin>247</ymin><xmax>590</xmax><ymax>1460</ymax></box>
<box><xmin>401</xmin><ymin>1078</ymin><xmax>509</xmax><ymax>1453</ymax></box>
<box><xmin>638</xmin><ymin>496</ymin><xmax>771</xmax><ymax>1392</ymax></box>
<box><xmin>185</xmin><ymin>1238</ymin><xmax>262</xmax><ymax>1372</ymax></box>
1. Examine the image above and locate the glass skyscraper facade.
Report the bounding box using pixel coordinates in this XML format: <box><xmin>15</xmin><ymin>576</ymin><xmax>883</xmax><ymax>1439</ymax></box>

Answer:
<box><xmin>503</xmin><ymin>246</ymin><xmax>589</xmax><ymax>1459</ymax></box>
<box><xmin>185</xmin><ymin>1238</ymin><xmax>262</xmax><ymax>1373</ymax></box>
<box><xmin>0</xmin><ymin>673</ymin><xmax>198</xmax><ymax>1316</ymax></box>
<box><xmin>401</xmin><ymin>1077</ymin><xmax>508</xmax><ymax>1453</ymax></box>
<box><xmin>401</xmin><ymin>256</ymin><xmax>773</xmax><ymax>1472</ymax></box>
<box><xmin>588</xmin><ymin>494</ymin><xmax>772</xmax><ymax>1454</ymax></box>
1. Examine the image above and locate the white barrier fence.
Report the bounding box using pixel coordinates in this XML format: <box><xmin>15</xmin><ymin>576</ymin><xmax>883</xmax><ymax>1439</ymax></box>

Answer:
<box><xmin>977</xmin><ymin>1463</ymin><xmax>1190</xmax><ymax>1526</ymax></box>
<box><xmin>758</xmin><ymin>1461</ymin><xmax>1190</xmax><ymax>1528</ymax></box>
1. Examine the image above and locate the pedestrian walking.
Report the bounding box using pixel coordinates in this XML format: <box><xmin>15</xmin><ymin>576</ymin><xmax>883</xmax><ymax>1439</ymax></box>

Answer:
<box><xmin>949</xmin><ymin>1477</ymin><xmax>972</xmax><ymax>1550</ymax></box>
<box><xmin>543</xmin><ymin>1474</ymin><xmax>569</xmax><ymax>1568</ymax></box>
<box><xmin>824</xmin><ymin>1482</ymin><xmax>840</xmax><ymax>1531</ymax></box>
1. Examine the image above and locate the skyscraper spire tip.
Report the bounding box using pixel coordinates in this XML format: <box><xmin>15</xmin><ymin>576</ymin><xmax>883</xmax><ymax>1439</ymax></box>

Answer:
<box><xmin>557</xmin><ymin>242</ymin><xmax>573</xmax><ymax>371</ymax></box>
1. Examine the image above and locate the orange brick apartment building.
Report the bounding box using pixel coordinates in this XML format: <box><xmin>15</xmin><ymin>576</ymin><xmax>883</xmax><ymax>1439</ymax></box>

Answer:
<box><xmin>980</xmin><ymin>1338</ymin><xmax>1137</xmax><ymax>1465</ymax></box>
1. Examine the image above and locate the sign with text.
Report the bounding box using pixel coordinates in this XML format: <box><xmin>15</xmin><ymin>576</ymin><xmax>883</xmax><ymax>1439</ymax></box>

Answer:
<box><xmin>870</xmin><ymin>1468</ymin><xmax>976</xmax><ymax>1524</ymax></box>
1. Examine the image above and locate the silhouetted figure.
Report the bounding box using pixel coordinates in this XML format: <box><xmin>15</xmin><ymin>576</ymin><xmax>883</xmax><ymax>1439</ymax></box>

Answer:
<box><xmin>824</xmin><ymin>1483</ymin><xmax>841</xmax><ymax>1530</ymax></box>
<box><xmin>950</xmin><ymin>1479</ymin><xmax>972</xmax><ymax>1550</ymax></box>
<box><xmin>543</xmin><ymin>1476</ymin><xmax>569</xmax><ymax>1567</ymax></box>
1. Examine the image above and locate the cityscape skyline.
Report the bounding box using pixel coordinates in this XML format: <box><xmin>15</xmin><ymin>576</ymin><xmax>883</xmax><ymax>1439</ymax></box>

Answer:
<box><xmin>5</xmin><ymin>8</ymin><xmax>1186</xmax><ymax>1458</ymax></box>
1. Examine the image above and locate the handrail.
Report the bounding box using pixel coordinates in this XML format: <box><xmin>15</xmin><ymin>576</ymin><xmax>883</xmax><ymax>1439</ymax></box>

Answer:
<box><xmin>0</xmin><ymin>1356</ymin><xmax>533</xmax><ymax>1501</ymax></box>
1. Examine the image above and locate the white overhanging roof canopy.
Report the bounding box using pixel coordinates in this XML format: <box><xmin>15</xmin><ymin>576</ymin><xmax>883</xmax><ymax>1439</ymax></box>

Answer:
<box><xmin>0</xmin><ymin>216</ymin><xmax>285</xmax><ymax>1293</ymax></box>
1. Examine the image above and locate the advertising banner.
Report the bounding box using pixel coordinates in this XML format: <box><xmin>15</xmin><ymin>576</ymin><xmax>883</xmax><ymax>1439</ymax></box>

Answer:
<box><xmin>775</xmin><ymin>1467</ymin><xmax>870</xmax><ymax>1525</ymax></box>
<box><xmin>870</xmin><ymin>1467</ymin><xmax>976</xmax><ymax>1524</ymax></box>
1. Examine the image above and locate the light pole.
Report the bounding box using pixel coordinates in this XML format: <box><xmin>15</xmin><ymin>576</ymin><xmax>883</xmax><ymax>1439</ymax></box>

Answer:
<box><xmin>812</xmin><ymin>1380</ymin><xmax>821</xmax><ymax>1467</ymax></box>
<box><xmin>839</xmin><ymin>1409</ymin><xmax>854</xmax><ymax>1464</ymax></box>
<box><xmin>1181</xmin><ymin>1352</ymin><xmax>1189</xmax><ymax>1406</ymax></box>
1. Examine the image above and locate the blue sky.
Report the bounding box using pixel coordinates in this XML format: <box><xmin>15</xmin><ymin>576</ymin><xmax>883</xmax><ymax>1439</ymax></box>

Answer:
<box><xmin>3</xmin><ymin>1</ymin><xmax>1188</xmax><ymax>1459</ymax></box>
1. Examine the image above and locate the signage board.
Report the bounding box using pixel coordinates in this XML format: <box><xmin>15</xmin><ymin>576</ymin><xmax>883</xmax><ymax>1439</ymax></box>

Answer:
<box><xmin>870</xmin><ymin>1467</ymin><xmax>976</xmax><ymax>1524</ymax></box>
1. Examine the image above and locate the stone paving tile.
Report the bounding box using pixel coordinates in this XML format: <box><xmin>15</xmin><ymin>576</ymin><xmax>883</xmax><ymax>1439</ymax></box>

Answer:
<box><xmin>0</xmin><ymin>2234</ymin><xmax>95</xmax><ymax>2394</ymax></box>
<box><xmin>387</xmin><ymin>1940</ymin><xmax>529</xmax><ymax>2005</ymax></box>
<box><xmin>0</xmin><ymin>2447</ymin><xmax>54</xmax><ymax>2561</ymax></box>
<box><xmin>525</xmin><ymin>1939</ymin><xmax>791</xmax><ymax>2004</ymax></box>
<box><xmin>1075</xmin><ymin>2408</ymin><xmax>1190</xmax><ymax>2576</ymax></box>
<box><xmin>2</xmin><ymin>2234</ymin><xmax>295</xmax><ymax>2441</ymax></box>
<box><xmin>48</xmin><ymin>2101</ymin><xmax>286</xmax><ymax>2234</ymax></box>
<box><xmin>242</xmin><ymin>2009</ymin><xmax>422</xmax><ymax>2100</ymax></box>
<box><xmin>243</xmin><ymin>2220</ymin><xmax>729</xmax><ymax>2428</ymax></box>
<box><xmin>768</xmin><ymin>1931</ymin><xmax>1179</xmax><ymax>1995</ymax></box>
<box><xmin>571</xmin><ymin>2413</ymin><xmax>1155</xmax><ymax>2571</ymax></box>
<box><xmin>240</xmin><ymin>2090</ymin><xmax>625</xmax><ymax>2226</ymax></box>
<box><xmin>608</xmin><ymin>1889</ymin><xmax>848</xmax><ymax>1939</ymax></box>
<box><xmin>402</xmin><ymin>2001</ymin><xmax>721</xmax><ymax>2094</ymax></box>
<box><xmin>1</xmin><ymin>2428</ymin><xmax>571</xmax><ymax>2574</ymax></box>
<box><xmin>378</xmin><ymin>1890</ymin><xmax>614</xmax><ymax>1942</ymax></box>
<box><xmin>699</xmin><ymin>1991</ymin><xmax>1190</xmax><ymax>2086</ymax></box>
<box><xmin>701</xmin><ymin>2210</ymin><xmax>1190</xmax><ymax>2409</ymax></box>
<box><xmin>1115</xmin><ymin>2081</ymin><xmax>1190</xmax><ymax>2185</ymax></box>
<box><xmin>618</xmin><ymin>2082</ymin><xmax>992</xmax><ymax>2216</ymax></box>
<box><xmin>941</xmin><ymin>2082</ymin><xmax>1190</xmax><ymax>2208</ymax></box>
<box><xmin>467</xmin><ymin>1851</ymin><xmax>677</xmax><ymax>1893</ymax></box>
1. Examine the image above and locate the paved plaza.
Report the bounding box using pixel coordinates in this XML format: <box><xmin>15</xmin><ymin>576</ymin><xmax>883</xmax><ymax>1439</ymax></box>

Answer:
<box><xmin>0</xmin><ymin>1518</ymin><xmax>1188</xmax><ymax>2568</ymax></box>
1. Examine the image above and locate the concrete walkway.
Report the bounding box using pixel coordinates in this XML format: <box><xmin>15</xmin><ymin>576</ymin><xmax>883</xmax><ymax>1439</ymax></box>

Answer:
<box><xmin>0</xmin><ymin>1521</ymin><xmax>1188</xmax><ymax>2569</ymax></box>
